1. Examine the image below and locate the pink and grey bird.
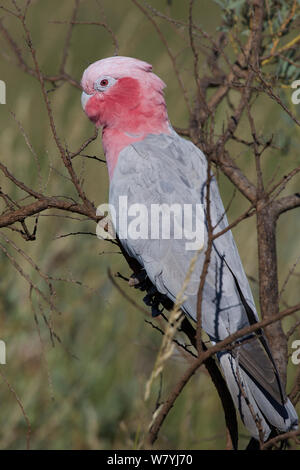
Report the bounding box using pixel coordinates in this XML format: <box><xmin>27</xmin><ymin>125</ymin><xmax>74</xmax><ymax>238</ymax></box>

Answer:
<box><xmin>81</xmin><ymin>56</ymin><xmax>298</xmax><ymax>445</ymax></box>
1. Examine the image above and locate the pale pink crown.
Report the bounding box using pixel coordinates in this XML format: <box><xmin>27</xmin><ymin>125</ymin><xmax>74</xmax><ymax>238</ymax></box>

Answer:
<box><xmin>81</xmin><ymin>56</ymin><xmax>166</xmax><ymax>95</ymax></box>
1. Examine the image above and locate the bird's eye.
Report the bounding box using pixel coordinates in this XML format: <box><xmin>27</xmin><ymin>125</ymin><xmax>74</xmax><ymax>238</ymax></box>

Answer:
<box><xmin>94</xmin><ymin>76</ymin><xmax>116</xmax><ymax>92</ymax></box>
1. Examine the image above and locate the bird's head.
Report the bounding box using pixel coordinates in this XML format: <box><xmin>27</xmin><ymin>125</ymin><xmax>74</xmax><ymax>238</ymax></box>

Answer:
<box><xmin>81</xmin><ymin>56</ymin><xmax>168</xmax><ymax>133</ymax></box>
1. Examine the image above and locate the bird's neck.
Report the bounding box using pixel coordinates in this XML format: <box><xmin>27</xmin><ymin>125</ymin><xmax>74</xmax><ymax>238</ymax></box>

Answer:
<box><xmin>102</xmin><ymin>103</ymin><xmax>171</xmax><ymax>179</ymax></box>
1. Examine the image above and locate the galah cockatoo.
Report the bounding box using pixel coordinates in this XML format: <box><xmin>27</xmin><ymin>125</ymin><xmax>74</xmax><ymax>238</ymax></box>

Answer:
<box><xmin>81</xmin><ymin>56</ymin><xmax>298</xmax><ymax>445</ymax></box>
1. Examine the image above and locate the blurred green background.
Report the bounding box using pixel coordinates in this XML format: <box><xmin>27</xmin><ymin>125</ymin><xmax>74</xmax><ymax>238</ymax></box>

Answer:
<box><xmin>0</xmin><ymin>0</ymin><xmax>299</xmax><ymax>450</ymax></box>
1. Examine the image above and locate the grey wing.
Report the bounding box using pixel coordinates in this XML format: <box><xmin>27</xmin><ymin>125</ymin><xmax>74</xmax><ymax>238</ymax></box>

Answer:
<box><xmin>110</xmin><ymin>132</ymin><xmax>256</xmax><ymax>340</ymax></box>
<box><xmin>109</xmin><ymin>132</ymin><xmax>288</xmax><ymax>413</ymax></box>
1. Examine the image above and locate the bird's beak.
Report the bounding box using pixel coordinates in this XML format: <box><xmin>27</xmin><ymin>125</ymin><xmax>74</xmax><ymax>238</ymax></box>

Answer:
<box><xmin>81</xmin><ymin>90</ymin><xmax>101</xmax><ymax>125</ymax></box>
<box><xmin>81</xmin><ymin>91</ymin><xmax>92</xmax><ymax>111</ymax></box>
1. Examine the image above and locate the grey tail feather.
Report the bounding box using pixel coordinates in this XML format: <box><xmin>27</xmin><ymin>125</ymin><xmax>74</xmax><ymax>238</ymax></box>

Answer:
<box><xmin>219</xmin><ymin>351</ymin><xmax>298</xmax><ymax>441</ymax></box>
<box><xmin>221</xmin><ymin>255</ymin><xmax>285</xmax><ymax>404</ymax></box>
<box><xmin>218</xmin><ymin>257</ymin><xmax>298</xmax><ymax>439</ymax></box>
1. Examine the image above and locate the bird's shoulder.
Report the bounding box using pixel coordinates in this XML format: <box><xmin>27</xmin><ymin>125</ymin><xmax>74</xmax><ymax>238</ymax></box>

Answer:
<box><xmin>111</xmin><ymin>131</ymin><xmax>208</xmax><ymax>196</ymax></box>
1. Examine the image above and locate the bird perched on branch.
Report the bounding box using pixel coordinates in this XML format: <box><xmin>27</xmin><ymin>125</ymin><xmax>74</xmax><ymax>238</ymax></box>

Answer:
<box><xmin>81</xmin><ymin>56</ymin><xmax>298</xmax><ymax>446</ymax></box>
